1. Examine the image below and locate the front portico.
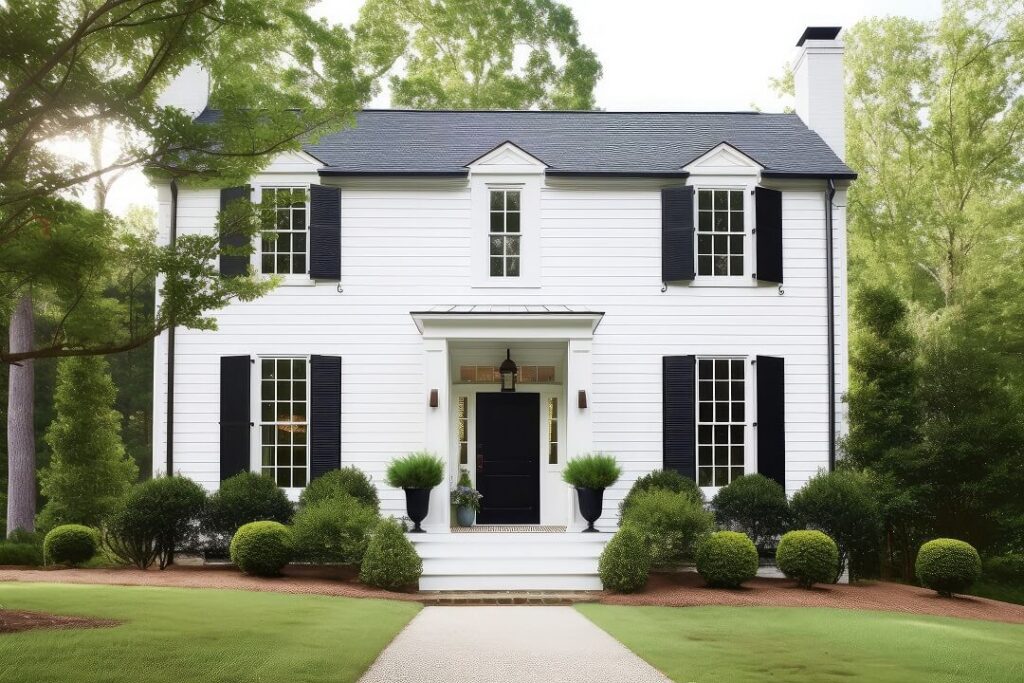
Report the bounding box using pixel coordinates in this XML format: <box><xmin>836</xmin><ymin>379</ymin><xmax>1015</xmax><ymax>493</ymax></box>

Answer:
<box><xmin>411</xmin><ymin>307</ymin><xmax>603</xmax><ymax>534</ymax></box>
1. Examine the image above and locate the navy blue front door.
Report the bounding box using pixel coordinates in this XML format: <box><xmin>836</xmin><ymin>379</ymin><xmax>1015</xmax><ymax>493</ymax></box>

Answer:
<box><xmin>475</xmin><ymin>392</ymin><xmax>540</xmax><ymax>524</ymax></box>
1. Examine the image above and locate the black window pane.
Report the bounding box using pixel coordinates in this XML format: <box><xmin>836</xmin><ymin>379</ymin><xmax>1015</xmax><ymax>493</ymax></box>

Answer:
<box><xmin>699</xmin><ymin>468</ymin><xmax>713</xmax><ymax>486</ymax></box>
<box><xmin>490</xmin><ymin>236</ymin><xmax>504</xmax><ymax>255</ymax></box>
<box><xmin>507</xmin><ymin>192</ymin><xmax>521</xmax><ymax>210</ymax></box>
<box><xmin>730</xmin><ymin>235</ymin><xmax>743</xmax><ymax>253</ymax></box>
<box><xmin>698</xmin><ymin>359</ymin><xmax>714</xmax><ymax>377</ymax></box>
<box><xmin>506</xmin><ymin>257</ymin><xmax>520</xmax><ymax>277</ymax></box>
<box><xmin>698</xmin><ymin>380</ymin><xmax>713</xmax><ymax>400</ymax></box>
<box><xmin>698</xmin><ymin>234</ymin><xmax>712</xmax><ymax>253</ymax></box>
<box><xmin>490</xmin><ymin>191</ymin><xmax>503</xmax><ymax>210</ymax></box>
<box><xmin>699</xmin><ymin>191</ymin><xmax>712</xmax><ymax>210</ymax></box>
<box><xmin>506</xmin><ymin>212</ymin><xmax>520</xmax><ymax>233</ymax></box>
<box><xmin>714</xmin><ymin>235</ymin><xmax>727</xmax><ymax>253</ymax></box>
<box><xmin>730</xmin><ymin>256</ymin><xmax>743</xmax><ymax>275</ymax></box>
<box><xmin>714</xmin><ymin>191</ymin><xmax>727</xmax><ymax>210</ymax></box>
<box><xmin>714</xmin><ymin>212</ymin><xmax>729</xmax><ymax>230</ymax></box>
<box><xmin>714</xmin><ymin>359</ymin><xmax>728</xmax><ymax>376</ymax></box>
<box><xmin>730</xmin><ymin>190</ymin><xmax>743</xmax><ymax>209</ymax></box>
<box><xmin>699</xmin><ymin>212</ymin><xmax>712</xmax><ymax>231</ymax></box>
<box><xmin>490</xmin><ymin>212</ymin><xmax>504</xmax><ymax>233</ymax></box>
<box><xmin>731</xmin><ymin>360</ymin><xmax>744</xmax><ymax>377</ymax></box>
<box><xmin>490</xmin><ymin>257</ymin><xmax>504</xmax><ymax>277</ymax></box>
<box><xmin>698</xmin><ymin>256</ymin><xmax>712</xmax><ymax>276</ymax></box>
<box><xmin>731</xmin><ymin>211</ymin><xmax>744</xmax><ymax>231</ymax></box>
<box><xmin>699</xmin><ymin>403</ymin><xmax>714</xmax><ymax>422</ymax></box>
<box><xmin>714</xmin><ymin>255</ymin><xmax>729</xmax><ymax>275</ymax></box>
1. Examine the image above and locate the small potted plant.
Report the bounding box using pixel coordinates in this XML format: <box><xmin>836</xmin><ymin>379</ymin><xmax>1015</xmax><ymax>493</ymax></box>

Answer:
<box><xmin>563</xmin><ymin>452</ymin><xmax>621</xmax><ymax>532</ymax></box>
<box><xmin>450</xmin><ymin>468</ymin><xmax>482</xmax><ymax>528</ymax></box>
<box><xmin>386</xmin><ymin>451</ymin><xmax>445</xmax><ymax>533</ymax></box>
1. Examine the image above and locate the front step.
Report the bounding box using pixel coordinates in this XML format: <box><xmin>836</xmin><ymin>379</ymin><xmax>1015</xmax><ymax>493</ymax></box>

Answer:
<box><xmin>409</xmin><ymin>531</ymin><xmax>610</xmax><ymax>591</ymax></box>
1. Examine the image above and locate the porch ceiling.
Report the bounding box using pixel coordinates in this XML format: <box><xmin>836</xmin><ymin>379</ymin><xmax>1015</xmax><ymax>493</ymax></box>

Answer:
<box><xmin>410</xmin><ymin>306</ymin><xmax>604</xmax><ymax>337</ymax></box>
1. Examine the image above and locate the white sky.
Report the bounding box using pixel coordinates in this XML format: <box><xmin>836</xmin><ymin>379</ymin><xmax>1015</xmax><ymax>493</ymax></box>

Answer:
<box><xmin>105</xmin><ymin>0</ymin><xmax>942</xmax><ymax>216</ymax></box>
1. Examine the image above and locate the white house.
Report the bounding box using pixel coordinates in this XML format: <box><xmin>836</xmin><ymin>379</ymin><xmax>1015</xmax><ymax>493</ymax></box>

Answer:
<box><xmin>151</xmin><ymin>27</ymin><xmax>854</xmax><ymax>590</ymax></box>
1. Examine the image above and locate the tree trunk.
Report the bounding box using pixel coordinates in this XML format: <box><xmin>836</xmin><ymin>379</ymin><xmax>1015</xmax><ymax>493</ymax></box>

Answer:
<box><xmin>6</xmin><ymin>293</ymin><xmax>36</xmax><ymax>535</ymax></box>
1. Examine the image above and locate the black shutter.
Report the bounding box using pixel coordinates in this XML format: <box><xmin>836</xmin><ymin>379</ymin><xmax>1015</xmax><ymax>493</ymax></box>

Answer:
<box><xmin>663</xmin><ymin>355</ymin><xmax>696</xmax><ymax>480</ymax></box>
<box><xmin>310</xmin><ymin>355</ymin><xmax>342</xmax><ymax>479</ymax></box>
<box><xmin>309</xmin><ymin>184</ymin><xmax>341</xmax><ymax>280</ymax></box>
<box><xmin>755</xmin><ymin>187</ymin><xmax>783</xmax><ymax>283</ymax></box>
<box><xmin>219</xmin><ymin>186</ymin><xmax>251</xmax><ymax>277</ymax></box>
<box><xmin>220</xmin><ymin>355</ymin><xmax>251</xmax><ymax>480</ymax></box>
<box><xmin>756</xmin><ymin>355</ymin><xmax>785</xmax><ymax>488</ymax></box>
<box><xmin>662</xmin><ymin>186</ymin><xmax>695</xmax><ymax>282</ymax></box>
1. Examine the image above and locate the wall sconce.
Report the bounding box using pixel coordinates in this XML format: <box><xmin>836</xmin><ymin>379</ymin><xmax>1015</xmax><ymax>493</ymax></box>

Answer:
<box><xmin>578</xmin><ymin>389</ymin><xmax>588</xmax><ymax>409</ymax></box>
<box><xmin>429</xmin><ymin>389</ymin><xmax>439</xmax><ymax>408</ymax></box>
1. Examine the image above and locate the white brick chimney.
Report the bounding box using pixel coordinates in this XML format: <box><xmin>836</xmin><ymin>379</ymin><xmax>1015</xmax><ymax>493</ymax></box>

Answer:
<box><xmin>792</xmin><ymin>27</ymin><xmax>845</xmax><ymax>160</ymax></box>
<box><xmin>156</xmin><ymin>62</ymin><xmax>210</xmax><ymax>118</ymax></box>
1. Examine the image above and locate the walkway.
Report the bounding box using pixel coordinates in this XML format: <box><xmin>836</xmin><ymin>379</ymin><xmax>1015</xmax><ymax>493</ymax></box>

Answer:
<box><xmin>357</xmin><ymin>606</ymin><xmax>671</xmax><ymax>683</ymax></box>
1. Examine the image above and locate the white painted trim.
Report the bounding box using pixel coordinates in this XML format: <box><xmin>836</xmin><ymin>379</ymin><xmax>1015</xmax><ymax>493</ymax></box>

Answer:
<box><xmin>690</xmin><ymin>183</ymin><xmax>756</xmax><ymax>286</ymax></box>
<box><xmin>683</xmin><ymin>142</ymin><xmax>764</xmax><ymax>175</ymax></box>
<box><xmin>249</xmin><ymin>354</ymin><xmax>312</xmax><ymax>499</ymax></box>
<box><xmin>412</xmin><ymin>312</ymin><xmax>603</xmax><ymax>339</ymax></box>
<box><xmin>470</xmin><ymin>174</ymin><xmax>542</xmax><ymax>288</ymax></box>
<box><xmin>466</xmin><ymin>141</ymin><xmax>548</xmax><ymax>174</ymax></box>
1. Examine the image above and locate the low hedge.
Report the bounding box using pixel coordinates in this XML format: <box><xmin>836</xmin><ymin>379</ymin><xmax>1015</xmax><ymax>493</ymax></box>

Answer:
<box><xmin>916</xmin><ymin>538</ymin><xmax>982</xmax><ymax>597</ymax></box>
<box><xmin>229</xmin><ymin>521</ymin><xmax>293</xmax><ymax>577</ymax></box>
<box><xmin>620</xmin><ymin>469</ymin><xmax>703</xmax><ymax>516</ymax></box>
<box><xmin>359</xmin><ymin>518</ymin><xmax>422</xmax><ymax>590</ymax></box>
<box><xmin>202</xmin><ymin>472</ymin><xmax>294</xmax><ymax>555</ymax></box>
<box><xmin>292</xmin><ymin>494</ymin><xmax>380</xmax><ymax>565</ymax></box>
<box><xmin>620</xmin><ymin>488</ymin><xmax>714</xmax><ymax>566</ymax></box>
<box><xmin>696</xmin><ymin>531</ymin><xmax>759</xmax><ymax>588</ymax></box>
<box><xmin>299</xmin><ymin>467</ymin><xmax>379</xmax><ymax>512</ymax></box>
<box><xmin>776</xmin><ymin>530</ymin><xmax>838</xmax><ymax>588</ymax></box>
<box><xmin>598</xmin><ymin>525</ymin><xmax>651</xmax><ymax>593</ymax></box>
<box><xmin>983</xmin><ymin>553</ymin><xmax>1024</xmax><ymax>584</ymax></box>
<box><xmin>0</xmin><ymin>541</ymin><xmax>43</xmax><ymax>566</ymax></box>
<box><xmin>44</xmin><ymin>524</ymin><xmax>98</xmax><ymax>566</ymax></box>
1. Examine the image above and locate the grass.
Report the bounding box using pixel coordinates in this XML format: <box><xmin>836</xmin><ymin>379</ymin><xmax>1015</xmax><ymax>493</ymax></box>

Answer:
<box><xmin>577</xmin><ymin>604</ymin><xmax>1024</xmax><ymax>683</ymax></box>
<box><xmin>0</xmin><ymin>583</ymin><xmax>420</xmax><ymax>683</ymax></box>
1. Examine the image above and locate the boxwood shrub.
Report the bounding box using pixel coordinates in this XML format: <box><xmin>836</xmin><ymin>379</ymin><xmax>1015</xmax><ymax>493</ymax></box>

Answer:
<box><xmin>359</xmin><ymin>518</ymin><xmax>422</xmax><ymax>590</ymax></box>
<box><xmin>299</xmin><ymin>467</ymin><xmax>380</xmax><ymax>512</ymax></box>
<box><xmin>202</xmin><ymin>472</ymin><xmax>294</xmax><ymax>555</ymax></box>
<box><xmin>598</xmin><ymin>524</ymin><xmax>651</xmax><ymax>593</ymax></box>
<box><xmin>229</xmin><ymin>521</ymin><xmax>293</xmax><ymax>577</ymax></box>
<box><xmin>696</xmin><ymin>531</ymin><xmax>759</xmax><ymax>588</ymax></box>
<box><xmin>620</xmin><ymin>469</ymin><xmax>703</xmax><ymax>516</ymax></box>
<box><xmin>916</xmin><ymin>538</ymin><xmax>982</xmax><ymax>597</ymax></box>
<box><xmin>776</xmin><ymin>530</ymin><xmax>839</xmax><ymax>588</ymax></box>
<box><xmin>44</xmin><ymin>524</ymin><xmax>98</xmax><ymax>566</ymax></box>
<box><xmin>620</xmin><ymin>488</ymin><xmax>714</xmax><ymax>566</ymax></box>
<box><xmin>0</xmin><ymin>541</ymin><xmax>43</xmax><ymax>566</ymax></box>
<box><xmin>711</xmin><ymin>474</ymin><xmax>790</xmax><ymax>552</ymax></box>
<box><xmin>292</xmin><ymin>494</ymin><xmax>380</xmax><ymax>565</ymax></box>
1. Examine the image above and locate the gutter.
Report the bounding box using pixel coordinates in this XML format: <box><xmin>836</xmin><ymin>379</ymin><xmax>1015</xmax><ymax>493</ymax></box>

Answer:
<box><xmin>166</xmin><ymin>180</ymin><xmax>178</xmax><ymax>477</ymax></box>
<box><xmin>825</xmin><ymin>178</ymin><xmax>837</xmax><ymax>470</ymax></box>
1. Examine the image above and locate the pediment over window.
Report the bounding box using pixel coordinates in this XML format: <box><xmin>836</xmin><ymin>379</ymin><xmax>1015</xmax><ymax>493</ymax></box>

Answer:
<box><xmin>467</xmin><ymin>141</ymin><xmax>548</xmax><ymax>175</ymax></box>
<box><xmin>682</xmin><ymin>142</ymin><xmax>763</xmax><ymax>176</ymax></box>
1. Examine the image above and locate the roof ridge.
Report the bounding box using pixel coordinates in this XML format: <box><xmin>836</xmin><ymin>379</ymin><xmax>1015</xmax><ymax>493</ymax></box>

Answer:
<box><xmin>357</xmin><ymin>108</ymin><xmax>786</xmax><ymax>116</ymax></box>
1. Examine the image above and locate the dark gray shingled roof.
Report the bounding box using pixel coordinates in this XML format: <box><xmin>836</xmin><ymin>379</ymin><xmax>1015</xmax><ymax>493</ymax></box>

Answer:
<box><xmin>200</xmin><ymin>109</ymin><xmax>855</xmax><ymax>179</ymax></box>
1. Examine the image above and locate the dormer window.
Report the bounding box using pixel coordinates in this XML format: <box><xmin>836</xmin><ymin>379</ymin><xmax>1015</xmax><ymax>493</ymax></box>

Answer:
<box><xmin>697</xmin><ymin>189</ymin><xmax>745</xmax><ymax>277</ymax></box>
<box><xmin>489</xmin><ymin>189</ymin><xmax>521</xmax><ymax>277</ymax></box>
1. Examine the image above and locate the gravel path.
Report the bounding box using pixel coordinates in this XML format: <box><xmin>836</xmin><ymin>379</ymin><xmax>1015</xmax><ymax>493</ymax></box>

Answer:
<box><xmin>357</xmin><ymin>606</ymin><xmax>671</xmax><ymax>683</ymax></box>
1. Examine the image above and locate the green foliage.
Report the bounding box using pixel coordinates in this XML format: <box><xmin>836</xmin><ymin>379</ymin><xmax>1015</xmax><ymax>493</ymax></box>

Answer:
<box><xmin>711</xmin><ymin>474</ymin><xmax>790</xmax><ymax>553</ymax></box>
<box><xmin>103</xmin><ymin>476</ymin><xmax>207</xmax><ymax>570</ymax></box>
<box><xmin>776</xmin><ymin>530</ymin><xmax>840</xmax><ymax>588</ymax></box>
<box><xmin>790</xmin><ymin>470</ymin><xmax>882</xmax><ymax>581</ymax></box>
<box><xmin>916</xmin><ymin>538</ymin><xmax>982</xmax><ymax>597</ymax></box>
<box><xmin>619</xmin><ymin>469</ymin><xmax>703</xmax><ymax>516</ymax></box>
<box><xmin>598</xmin><ymin>525</ymin><xmax>651</xmax><ymax>593</ymax></box>
<box><xmin>43</xmin><ymin>524</ymin><xmax>98</xmax><ymax>566</ymax></box>
<box><xmin>0</xmin><ymin>541</ymin><xmax>42</xmax><ymax>566</ymax></box>
<box><xmin>292</xmin><ymin>495</ymin><xmax>380</xmax><ymax>566</ymax></box>
<box><xmin>298</xmin><ymin>467</ymin><xmax>380</xmax><ymax>512</ymax></box>
<box><xmin>230</xmin><ymin>521</ymin><xmax>294</xmax><ymax>577</ymax></box>
<box><xmin>696</xmin><ymin>531</ymin><xmax>759</xmax><ymax>588</ymax></box>
<box><xmin>385</xmin><ymin>452</ymin><xmax>445</xmax><ymax>490</ymax></box>
<box><xmin>359</xmin><ymin>518</ymin><xmax>423</xmax><ymax>590</ymax></box>
<box><xmin>355</xmin><ymin>0</ymin><xmax>601</xmax><ymax>109</ymax></box>
<box><xmin>562</xmin><ymin>453</ymin><xmax>621</xmax><ymax>490</ymax></box>
<box><xmin>983</xmin><ymin>553</ymin><xmax>1024</xmax><ymax>583</ymax></box>
<box><xmin>37</xmin><ymin>357</ymin><xmax>138</xmax><ymax>529</ymax></box>
<box><xmin>202</xmin><ymin>472</ymin><xmax>294</xmax><ymax>555</ymax></box>
<box><xmin>620</xmin><ymin>489</ymin><xmax>714</xmax><ymax>566</ymax></box>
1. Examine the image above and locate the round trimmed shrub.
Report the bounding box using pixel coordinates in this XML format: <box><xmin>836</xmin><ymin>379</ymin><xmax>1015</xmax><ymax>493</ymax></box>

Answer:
<box><xmin>230</xmin><ymin>521</ymin><xmax>293</xmax><ymax>577</ymax></box>
<box><xmin>44</xmin><ymin>524</ymin><xmax>98</xmax><ymax>566</ymax></box>
<box><xmin>620</xmin><ymin>469</ymin><xmax>703</xmax><ymax>515</ymax></box>
<box><xmin>620</xmin><ymin>488</ymin><xmax>714</xmax><ymax>566</ymax></box>
<box><xmin>292</xmin><ymin>494</ymin><xmax>380</xmax><ymax>565</ymax></box>
<box><xmin>598</xmin><ymin>524</ymin><xmax>651</xmax><ymax>593</ymax></box>
<box><xmin>203</xmin><ymin>472</ymin><xmax>294</xmax><ymax>555</ymax></box>
<box><xmin>776</xmin><ymin>530</ymin><xmax>839</xmax><ymax>588</ymax></box>
<box><xmin>916</xmin><ymin>538</ymin><xmax>982</xmax><ymax>597</ymax></box>
<box><xmin>359</xmin><ymin>518</ymin><xmax>422</xmax><ymax>590</ymax></box>
<box><xmin>711</xmin><ymin>474</ymin><xmax>790</xmax><ymax>552</ymax></box>
<box><xmin>299</xmin><ymin>467</ymin><xmax>379</xmax><ymax>512</ymax></box>
<box><xmin>696</xmin><ymin>531</ymin><xmax>759</xmax><ymax>588</ymax></box>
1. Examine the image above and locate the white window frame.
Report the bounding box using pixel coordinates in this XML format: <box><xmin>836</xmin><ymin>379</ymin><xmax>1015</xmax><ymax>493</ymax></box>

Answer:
<box><xmin>254</xmin><ymin>184</ymin><xmax>312</xmax><ymax>284</ymax></box>
<box><xmin>487</xmin><ymin>187</ymin><xmax>523</xmax><ymax>278</ymax></box>
<box><xmin>251</xmin><ymin>354</ymin><xmax>311</xmax><ymax>492</ymax></box>
<box><xmin>691</xmin><ymin>185</ymin><xmax>752</xmax><ymax>284</ymax></box>
<box><xmin>695</xmin><ymin>355</ymin><xmax>754</xmax><ymax>493</ymax></box>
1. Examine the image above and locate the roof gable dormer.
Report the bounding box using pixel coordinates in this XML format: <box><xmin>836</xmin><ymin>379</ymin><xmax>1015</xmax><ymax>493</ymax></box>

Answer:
<box><xmin>467</xmin><ymin>141</ymin><xmax>547</xmax><ymax>175</ymax></box>
<box><xmin>682</xmin><ymin>142</ymin><xmax>763</xmax><ymax>177</ymax></box>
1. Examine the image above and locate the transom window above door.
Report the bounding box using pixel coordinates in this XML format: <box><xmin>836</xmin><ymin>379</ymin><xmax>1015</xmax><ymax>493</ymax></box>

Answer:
<box><xmin>489</xmin><ymin>189</ymin><xmax>521</xmax><ymax>277</ymax></box>
<box><xmin>260</xmin><ymin>187</ymin><xmax>308</xmax><ymax>276</ymax></box>
<box><xmin>697</xmin><ymin>189</ymin><xmax>745</xmax><ymax>277</ymax></box>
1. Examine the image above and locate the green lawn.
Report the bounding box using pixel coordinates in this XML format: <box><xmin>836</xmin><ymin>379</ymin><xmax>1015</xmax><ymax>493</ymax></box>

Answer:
<box><xmin>577</xmin><ymin>604</ymin><xmax>1024</xmax><ymax>683</ymax></box>
<box><xmin>0</xmin><ymin>583</ymin><xmax>420</xmax><ymax>683</ymax></box>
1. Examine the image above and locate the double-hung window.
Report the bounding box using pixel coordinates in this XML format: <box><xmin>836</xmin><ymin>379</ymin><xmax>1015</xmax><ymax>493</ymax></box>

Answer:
<box><xmin>696</xmin><ymin>189</ymin><xmax>745</xmax><ymax>277</ymax></box>
<box><xmin>489</xmin><ymin>189</ymin><xmax>521</xmax><ymax>278</ymax></box>
<box><xmin>260</xmin><ymin>357</ymin><xmax>309</xmax><ymax>488</ymax></box>
<box><xmin>697</xmin><ymin>357</ymin><xmax>746</xmax><ymax>487</ymax></box>
<box><xmin>260</xmin><ymin>187</ymin><xmax>308</xmax><ymax>276</ymax></box>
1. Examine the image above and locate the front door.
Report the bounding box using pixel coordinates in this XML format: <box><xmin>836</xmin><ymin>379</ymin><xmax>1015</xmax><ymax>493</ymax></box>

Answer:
<box><xmin>475</xmin><ymin>392</ymin><xmax>540</xmax><ymax>524</ymax></box>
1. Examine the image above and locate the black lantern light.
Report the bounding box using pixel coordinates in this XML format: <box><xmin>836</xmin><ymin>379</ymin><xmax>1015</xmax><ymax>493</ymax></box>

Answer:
<box><xmin>499</xmin><ymin>348</ymin><xmax>518</xmax><ymax>392</ymax></box>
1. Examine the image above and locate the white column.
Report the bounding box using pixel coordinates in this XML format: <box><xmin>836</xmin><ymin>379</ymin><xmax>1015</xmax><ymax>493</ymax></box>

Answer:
<box><xmin>423</xmin><ymin>337</ymin><xmax>450</xmax><ymax>532</ymax></box>
<box><xmin>565</xmin><ymin>338</ymin><xmax>593</xmax><ymax>530</ymax></box>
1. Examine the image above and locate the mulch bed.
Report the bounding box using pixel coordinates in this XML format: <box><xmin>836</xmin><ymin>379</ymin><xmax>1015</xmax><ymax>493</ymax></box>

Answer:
<box><xmin>0</xmin><ymin>609</ymin><xmax>119</xmax><ymax>634</ymax></box>
<box><xmin>600</xmin><ymin>571</ymin><xmax>1024</xmax><ymax>625</ymax></box>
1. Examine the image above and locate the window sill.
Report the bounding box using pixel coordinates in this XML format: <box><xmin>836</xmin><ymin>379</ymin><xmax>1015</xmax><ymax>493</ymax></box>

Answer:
<box><xmin>262</xmin><ymin>275</ymin><xmax>316</xmax><ymax>287</ymax></box>
<box><xmin>687</xmin><ymin>277</ymin><xmax>757</xmax><ymax>288</ymax></box>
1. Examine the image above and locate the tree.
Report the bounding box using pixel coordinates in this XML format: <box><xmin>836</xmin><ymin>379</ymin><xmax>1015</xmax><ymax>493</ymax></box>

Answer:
<box><xmin>38</xmin><ymin>356</ymin><xmax>138</xmax><ymax>529</ymax></box>
<box><xmin>356</xmin><ymin>0</ymin><xmax>601</xmax><ymax>109</ymax></box>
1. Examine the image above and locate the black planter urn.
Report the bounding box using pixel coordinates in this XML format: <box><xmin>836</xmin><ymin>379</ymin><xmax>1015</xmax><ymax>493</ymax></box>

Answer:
<box><xmin>575</xmin><ymin>487</ymin><xmax>605</xmax><ymax>533</ymax></box>
<box><xmin>404</xmin><ymin>487</ymin><xmax>431</xmax><ymax>533</ymax></box>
